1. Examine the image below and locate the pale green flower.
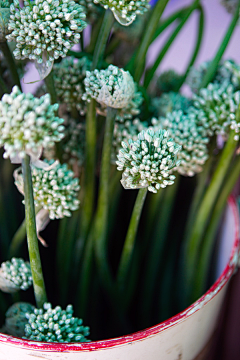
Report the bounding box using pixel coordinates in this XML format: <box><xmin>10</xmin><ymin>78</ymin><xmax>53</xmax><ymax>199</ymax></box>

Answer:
<box><xmin>116</xmin><ymin>128</ymin><xmax>181</xmax><ymax>193</ymax></box>
<box><xmin>0</xmin><ymin>258</ymin><xmax>32</xmax><ymax>293</ymax></box>
<box><xmin>24</xmin><ymin>303</ymin><xmax>90</xmax><ymax>343</ymax></box>
<box><xmin>0</xmin><ymin>86</ymin><xmax>65</xmax><ymax>162</ymax></box>
<box><xmin>6</xmin><ymin>0</ymin><xmax>87</xmax><ymax>63</ymax></box>
<box><xmin>152</xmin><ymin>92</ymin><xmax>192</xmax><ymax>118</ymax></box>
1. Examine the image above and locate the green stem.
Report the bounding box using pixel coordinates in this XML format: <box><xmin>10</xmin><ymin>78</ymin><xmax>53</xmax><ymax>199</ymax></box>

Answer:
<box><xmin>132</xmin><ymin>0</ymin><xmax>170</xmax><ymax>82</ymax></box>
<box><xmin>94</xmin><ymin>107</ymin><xmax>117</xmax><ymax>289</ymax></box>
<box><xmin>22</xmin><ymin>155</ymin><xmax>47</xmax><ymax>308</ymax></box>
<box><xmin>44</xmin><ymin>71</ymin><xmax>57</xmax><ymax>104</ymax></box>
<box><xmin>91</xmin><ymin>9</ymin><xmax>114</xmax><ymax>69</ymax></box>
<box><xmin>192</xmin><ymin>156</ymin><xmax>240</xmax><ymax>300</ymax></box>
<box><xmin>0</xmin><ymin>73</ymin><xmax>8</xmax><ymax>96</ymax></box>
<box><xmin>0</xmin><ymin>42</ymin><xmax>21</xmax><ymax>89</ymax></box>
<box><xmin>144</xmin><ymin>0</ymin><xmax>200</xmax><ymax>89</ymax></box>
<box><xmin>176</xmin><ymin>4</ymin><xmax>205</xmax><ymax>91</ymax></box>
<box><xmin>116</xmin><ymin>187</ymin><xmax>148</xmax><ymax>293</ymax></box>
<box><xmin>141</xmin><ymin>177</ymin><xmax>179</xmax><ymax>321</ymax></box>
<box><xmin>183</xmin><ymin>131</ymin><xmax>237</xmax><ymax>304</ymax></box>
<box><xmin>200</xmin><ymin>0</ymin><xmax>240</xmax><ymax>89</ymax></box>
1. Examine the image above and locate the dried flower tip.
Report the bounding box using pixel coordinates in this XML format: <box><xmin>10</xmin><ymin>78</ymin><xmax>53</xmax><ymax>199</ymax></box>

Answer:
<box><xmin>24</xmin><ymin>303</ymin><xmax>90</xmax><ymax>343</ymax></box>
<box><xmin>116</xmin><ymin>128</ymin><xmax>181</xmax><ymax>193</ymax></box>
<box><xmin>6</xmin><ymin>0</ymin><xmax>87</xmax><ymax>63</ymax></box>
<box><xmin>153</xmin><ymin>111</ymin><xmax>209</xmax><ymax>177</ymax></box>
<box><xmin>0</xmin><ymin>86</ymin><xmax>65</xmax><ymax>163</ymax></box>
<box><xmin>5</xmin><ymin>302</ymin><xmax>35</xmax><ymax>337</ymax></box>
<box><xmin>0</xmin><ymin>258</ymin><xmax>32</xmax><ymax>293</ymax></box>
<box><xmin>14</xmin><ymin>160</ymin><xmax>80</xmax><ymax>220</ymax></box>
<box><xmin>93</xmin><ymin>0</ymin><xmax>150</xmax><ymax>26</ymax></box>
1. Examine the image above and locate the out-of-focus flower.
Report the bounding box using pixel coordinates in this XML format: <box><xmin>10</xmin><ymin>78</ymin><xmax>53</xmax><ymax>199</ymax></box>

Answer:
<box><xmin>0</xmin><ymin>258</ymin><xmax>32</xmax><ymax>293</ymax></box>
<box><xmin>5</xmin><ymin>302</ymin><xmax>35</xmax><ymax>337</ymax></box>
<box><xmin>152</xmin><ymin>92</ymin><xmax>192</xmax><ymax>118</ymax></box>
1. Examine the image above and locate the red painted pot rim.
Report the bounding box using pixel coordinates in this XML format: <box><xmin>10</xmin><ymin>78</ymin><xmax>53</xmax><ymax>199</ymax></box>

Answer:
<box><xmin>0</xmin><ymin>196</ymin><xmax>239</xmax><ymax>352</ymax></box>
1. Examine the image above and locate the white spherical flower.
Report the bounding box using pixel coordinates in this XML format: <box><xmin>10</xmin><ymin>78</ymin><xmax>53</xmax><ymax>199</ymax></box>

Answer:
<box><xmin>0</xmin><ymin>258</ymin><xmax>32</xmax><ymax>293</ymax></box>
<box><xmin>83</xmin><ymin>65</ymin><xmax>136</xmax><ymax>109</ymax></box>
<box><xmin>0</xmin><ymin>86</ymin><xmax>65</xmax><ymax>162</ymax></box>
<box><xmin>6</xmin><ymin>0</ymin><xmax>87</xmax><ymax>63</ymax></box>
<box><xmin>116</xmin><ymin>128</ymin><xmax>181</xmax><ymax>193</ymax></box>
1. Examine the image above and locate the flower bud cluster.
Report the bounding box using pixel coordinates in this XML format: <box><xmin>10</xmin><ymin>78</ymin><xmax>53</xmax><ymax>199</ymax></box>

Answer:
<box><xmin>83</xmin><ymin>64</ymin><xmax>135</xmax><ymax>109</ymax></box>
<box><xmin>152</xmin><ymin>111</ymin><xmax>209</xmax><ymax>177</ymax></box>
<box><xmin>77</xmin><ymin>0</ymin><xmax>102</xmax><ymax>20</ymax></box>
<box><xmin>0</xmin><ymin>86</ymin><xmax>65</xmax><ymax>161</ymax></box>
<box><xmin>0</xmin><ymin>258</ymin><xmax>32</xmax><ymax>293</ymax></box>
<box><xmin>24</xmin><ymin>303</ymin><xmax>90</xmax><ymax>342</ymax></box>
<box><xmin>0</xmin><ymin>1</ymin><xmax>11</xmax><ymax>42</ymax></box>
<box><xmin>116</xmin><ymin>128</ymin><xmax>181</xmax><ymax>193</ymax></box>
<box><xmin>15</xmin><ymin>160</ymin><xmax>80</xmax><ymax>219</ymax></box>
<box><xmin>191</xmin><ymin>83</ymin><xmax>240</xmax><ymax>141</ymax></box>
<box><xmin>6</xmin><ymin>0</ymin><xmax>87</xmax><ymax>63</ymax></box>
<box><xmin>156</xmin><ymin>69</ymin><xmax>182</xmax><ymax>94</ymax></box>
<box><xmin>5</xmin><ymin>302</ymin><xmax>35</xmax><ymax>337</ymax></box>
<box><xmin>93</xmin><ymin>0</ymin><xmax>150</xmax><ymax>25</ymax></box>
<box><xmin>53</xmin><ymin>56</ymin><xmax>92</xmax><ymax>115</ymax></box>
<box><xmin>152</xmin><ymin>92</ymin><xmax>192</xmax><ymax>118</ymax></box>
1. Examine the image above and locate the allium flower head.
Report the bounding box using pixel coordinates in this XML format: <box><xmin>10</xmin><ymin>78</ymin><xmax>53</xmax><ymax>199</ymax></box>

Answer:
<box><xmin>0</xmin><ymin>258</ymin><xmax>32</xmax><ymax>293</ymax></box>
<box><xmin>152</xmin><ymin>111</ymin><xmax>209</xmax><ymax>177</ymax></box>
<box><xmin>77</xmin><ymin>0</ymin><xmax>102</xmax><ymax>20</ymax></box>
<box><xmin>93</xmin><ymin>0</ymin><xmax>150</xmax><ymax>26</ymax></box>
<box><xmin>0</xmin><ymin>1</ymin><xmax>11</xmax><ymax>42</ymax></box>
<box><xmin>191</xmin><ymin>82</ymin><xmax>240</xmax><ymax>141</ymax></box>
<box><xmin>24</xmin><ymin>303</ymin><xmax>90</xmax><ymax>342</ymax></box>
<box><xmin>14</xmin><ymin>160</ymin><xmax>80</xmax><ymax>219</ymax></box>
<box><xmin>152</xmin><ymin>92</ymin><xmax>192</xmax><ymax>118</ymax></box>
<box><xmin>6</xmin><ymin>0</ymin><xmax>87</xmax><ymax>64</ymax></box>
<box><xmin>116</xmin><ymin>128</ymin><xmax>181</xmax><ymax>193</ymax></box>
<box><xmin>53</xmin><ymin>56</ymin><xmax>92</xmax><ymax>115</ymax></box>
<box><xmin>5</xmin><ymin>302</ymin><xmax>35</xmax><ymax>337</ymax></box>
<box><xmin>0</xmin><ymin>86</ymin><xmax>65</xmax><ymax>162</ymax></box>
<box><xmin>83</xmin><ymin>64</ymin><xmax>135</xmax><ymax>109</ymax></box>
<box><xmin>156</xmin><ymin>69</ymin><xmax>182</xmax><ymax>94</ymax></box>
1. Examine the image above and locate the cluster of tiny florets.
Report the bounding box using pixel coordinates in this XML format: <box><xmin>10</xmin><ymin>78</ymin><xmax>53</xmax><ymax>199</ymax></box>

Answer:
<box><xmin>0</xmin><ymin>86</ymin><xmax>65</xmax><ymax>161</ymax></box>
<box><xmin>83</xmin><ymin>64</ymin><xmax>136</xmax><ymax>109</ymax></box>
<box><xmin>116</xmin><ymin>128</ymin><xmax>181</xmax><ymax>193</ymax></box>
<box><xmin>24</xmin><ymin>303</ymin><xmax>90</xmax><ymax>342</ymax></box>
<box><xmin>53</xmin><ymin>56</ymin><xmax>92</xmax><ymax>115</ymax></box>
<box><xmin>112</xmin><ymin>118</ymin><xmax>147</xmax><ymax>162</ymax></box>
<box><xmin>152</xmin><ymin>111</ymin><xmax>209</xmax><ymax>177</ymax></box>
<box><xmin>93</xmin><ymin>0</ymin><xmax>150</xmax><ymax>25</ymax></box>
<box><xmin>191</xmin><ymin>83</ymin><xmax>240</xmax><ymax>141</ymax></box>
<box><xmin>5</xmin><ymin>302</ymin><xmax>36</xmax><ymax>337</ymax></box>
<box><xmin>77</xmin><ymin>0</ymin><xmax>102</xmax><ymax>20</ymax></box>
<box><xmin>0</xmin><ymin>2</ymin><xmax>11</xmax><ymax>42</ymax></box>
<box><xmin>15</xmin><ymin>161</ymin><xmax>80</xmax><ymax>219</ymax></box>
<box><xmin>152</xmin><ymin>92</ymin><xmax>192</xmax><ymax>118</ymax></box>
<box><xmin>156</xmin><ymin>69</ymin><xmax>183</xmax><ymax>94</ymax></box>
<box><xmin>6</xmin><ymin>0</ymin><xmax>87</xmax><ymax>64</ymax></box>
<box><xmin>0</xmin><ymin>258</ymin><xmax>32</xmax><ymax>293</ymax></box>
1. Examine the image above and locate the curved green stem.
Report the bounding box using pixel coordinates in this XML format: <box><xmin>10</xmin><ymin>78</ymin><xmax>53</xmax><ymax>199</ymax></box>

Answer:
<box><xmin>200</xmin><ymin>0</ymin><xmax>240</xmax><ymax>89</ymax></box>
<box><xmin>132</xmin><ymin>0</ymin><xmax>170</xmax><ymax>82</ymax></box>
<box><xmin>117</xmin><ymin>187</ymin><xmax>148</xmax><ymax>293</ymax></box>
<box><xmin>0</xmin><ymin>42</ymin><xmax>21</xmax><ymax>89</ymax></box>
<box><xmin>192</xmin><ymin>155</ymin><xmax>240</xmax><ymax>300</ymax></box>
<box><xmin>183</xmin><ymin>131</ymin><xmax>237</xmax><ymax>305</ymax></box>
<box><xmin>22</xmin><ymin>155</ymin><xmax>47</xmax><ymax>308</ymax></box>
<box><xmin>144</xmin><ymin>0</ymin><xmax>200</xmax><ymax>89</ymax></box>
<box><xmin>0</xmin><ymin>73</ymin><xmax>8</xmax><ymax>96</ymax></box>
<box><xmin>44</xmin><ymin>71</ymin><xmax>57</xmax><ymax>104</ymax></box>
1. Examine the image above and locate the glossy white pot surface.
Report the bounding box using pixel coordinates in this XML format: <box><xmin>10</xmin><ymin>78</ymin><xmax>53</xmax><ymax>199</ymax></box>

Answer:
<box><xmin>0</xmin><ymin>197</ymin><xmax>239</xmax><ymax>360</ymax></box>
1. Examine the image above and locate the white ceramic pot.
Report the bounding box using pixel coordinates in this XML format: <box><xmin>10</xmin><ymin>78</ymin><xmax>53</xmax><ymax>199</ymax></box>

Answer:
<box><xmin>0</xmin><ymin>197</ymin><xmax>239</xmax><ymax>360</ymax></box>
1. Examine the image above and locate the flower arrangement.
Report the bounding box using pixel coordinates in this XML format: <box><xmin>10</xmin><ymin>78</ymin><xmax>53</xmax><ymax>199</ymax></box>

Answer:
<box><xmin>0</xmin><ymin>0</ymin><xmax>240</xmax><ymax>345</ymax></box>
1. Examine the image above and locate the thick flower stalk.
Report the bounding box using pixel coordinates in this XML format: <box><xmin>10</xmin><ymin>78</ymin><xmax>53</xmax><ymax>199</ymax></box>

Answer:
<box><xmin>152</xmin><ymin>111</ymin><xmax>209</xmax><ymax>177</ymax></box>
<box><xmin>24</xmin><ymin>303</ymin><xmax>90</xmax><ymax>342</ymax></box>
<box><xmin>6</xmin><ymin>0</ymin><xmax>87</xmax><ymax>64</ymax></box>
<box><xmin>93</xmin><ymin>0</ymin><xmax>150</xmax><ymax>26</ymax></box>
<box><xmin>0</xmin><ymin>86</ymin><xmax>64</xmax><ymax>163</ymax></box>
<box><xmin>53</xmin><ymin>56</ymin><xmax>92</xmax><ymax>115</ymax></box>
<box><xmin>152</xmin><ymin>92</ymin><xmax>192</xmax><ymax>118</ymax></box>
<box><xmin>15</xmin><ymin>160</ymin><xmax>80</xmax><ymax>220</ymax></box>
<box><xmin>116</xmin><ymin>128</ymin><xmax>181</xmax><ymax>193</ymax></box>
<box><xmin>0</xmin><ymin>258</ymin><xmax>32</xmax><ymax>293</ymax></box>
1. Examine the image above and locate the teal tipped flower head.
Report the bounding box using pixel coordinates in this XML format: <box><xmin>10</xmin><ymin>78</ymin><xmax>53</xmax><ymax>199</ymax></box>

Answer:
<box><xmin>153</xmin><ymin>111</ymin><xmax>209</xmax><ymax>177</ymax></box>
<box><xmin>53</xmin><ymin>56</ymin><xmax>92</xmax><ymax>115</ymax></box>
<box><xmin>191</xmin><ymin>82</ymin><xmax>240</xmax><ymax>141</ymax></box>
<box><xmin>83</xmin><ymin>64</ymin><xmax>136</xmax><ymax>109</ymax></box>
<box><xmin>5</xmin><ymin>302</ymin><xmax>35</xmax><ymax>337</ymax></box>
<box><xmin>6</xmin><ymin>0</ymin><xmax>87</xmax><ymax>64</ymax></box>
<box><xmin>24</xmin><ymin>303</ymin><xmax>90</xmax><ymax>342</ymax></box>
<box><xmin>116</xmin><ymin>128</ymin><xmax>181</xmax><ymax>193</ymax></box>
<box><xmin>152</xmin><ymin>92</ymin><xmax>192</xmax><ymax>118</ymax></box>
<box><xmin>0</xmin><ymin>86</ymin><xmax>65</xmax><ymax>163</ymax></box>
<box><xmin>156</xmin><ymin>70</ymin><xmax>183</xmax><ymax>94</ymax></box>
<box><xmin>14</xmin><ymin>160</ymin><xmax>80</xmax><ymax>219</ymax></box>
<box><xmin>0</xmin><ymin>258</ymin><xmax>32</xmax><ymax>293</ymax></box>
<box><xmin>93</xmin><ymin>0</ymin><xmax>150</xmax><ymax>26</ymax></box>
